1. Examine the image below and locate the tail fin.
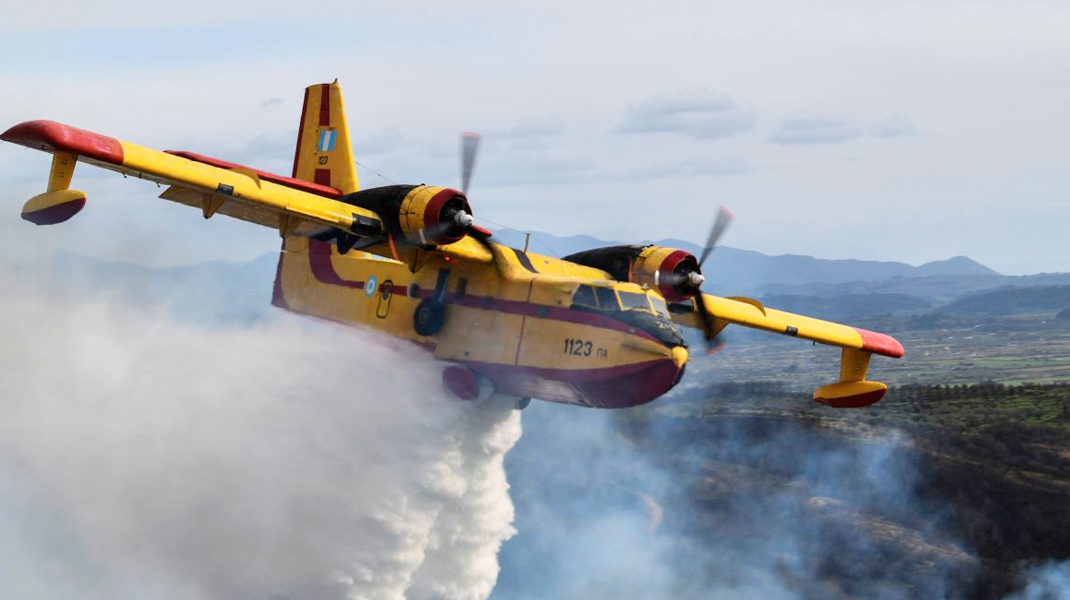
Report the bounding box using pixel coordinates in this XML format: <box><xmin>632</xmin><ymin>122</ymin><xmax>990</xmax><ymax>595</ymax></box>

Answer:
<box><xmin>291</xmin><ymin>80</ymin><xmax>359</xmax><ymax>194</ymax></box>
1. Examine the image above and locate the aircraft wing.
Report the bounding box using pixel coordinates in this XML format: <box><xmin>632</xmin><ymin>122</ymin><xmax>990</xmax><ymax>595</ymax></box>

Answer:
<box><xmin>1</xmin><ymin>121</ymin><xmax>385</xmax><ymax>239</ymax></box>
<box><xmin>671</xmin><ymin>293</ymin><xmax>904</xmax><ymax>407</ymax></box>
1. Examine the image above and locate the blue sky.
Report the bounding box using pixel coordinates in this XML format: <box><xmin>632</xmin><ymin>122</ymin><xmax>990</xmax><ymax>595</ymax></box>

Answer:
<box><xmin>1</xmin><ymin>0</ymin><xmax>1068</xmax><ymax>274</ymax></box>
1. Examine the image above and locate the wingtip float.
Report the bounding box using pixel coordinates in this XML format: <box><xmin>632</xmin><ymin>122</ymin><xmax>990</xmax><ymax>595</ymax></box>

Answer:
<box><xmin>3</xmin><ymin>81</ymin><xmax>903</xmax><ymax>410</ymax></box>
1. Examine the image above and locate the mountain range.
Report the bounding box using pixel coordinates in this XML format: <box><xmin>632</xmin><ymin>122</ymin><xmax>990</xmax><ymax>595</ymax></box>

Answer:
<box><xmin>23</xmin><ymin>230</ymin><xmax>1070</xmax><ymax>324</ymax></box>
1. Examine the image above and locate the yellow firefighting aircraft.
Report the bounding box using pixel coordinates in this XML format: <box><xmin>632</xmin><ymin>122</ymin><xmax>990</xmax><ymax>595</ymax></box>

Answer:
<box><xmin>3</xmin><ymin>81</ymin><xmax>903</xmax><ymax>410</ymax></box>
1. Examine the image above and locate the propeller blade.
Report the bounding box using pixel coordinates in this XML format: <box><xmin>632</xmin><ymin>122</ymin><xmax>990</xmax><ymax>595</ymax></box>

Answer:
<box><xmin>467</xmin><ymin>225</ymin><xmax>504</xmax><ymax>272</ymax></box>
<box><xmin>692</xmin><ymin>292</ymin><xmax>726</xmax><ymax>353</ymax></box>
<box><xmin>460</xmin><ymin>132</ymin><xmax>481</xmax><ymax>195</ymax></box>
<box><xmin>696</xmin><ymin>205</ymin><xmax>734</xmax><ymax>268</ymax></box>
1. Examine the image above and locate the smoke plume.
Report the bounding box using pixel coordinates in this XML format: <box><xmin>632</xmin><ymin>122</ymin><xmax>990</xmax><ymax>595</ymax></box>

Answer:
<box><xmin>0</xmin><ymin>264</ymin><xmax>520</xmax><ymax>600</ymax></box>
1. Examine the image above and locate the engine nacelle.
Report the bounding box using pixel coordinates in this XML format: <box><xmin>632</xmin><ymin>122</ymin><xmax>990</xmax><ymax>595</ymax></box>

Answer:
<box><xmin>397</xmin><ymin>185</ymin><xmax>472</xmax><ymax>245</ymax></box>
<box><xmin>341</xmin><ymin>184</ymin><xmax>473</xmax><ymax>246</ymax></box>
<box><xmin>562</xmin><ymin>244</ymin><xmax>703</xmax><ymax>302</ymax></box>
<box><xmin>631</xmin><ymin>246</ymin><xmax>701</xmax><ymax>302</ymax></box>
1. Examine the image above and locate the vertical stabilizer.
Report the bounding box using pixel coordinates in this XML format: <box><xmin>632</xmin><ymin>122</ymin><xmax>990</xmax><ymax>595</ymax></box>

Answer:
<box><xmin>292</xmin><ymin>80</ymin><xmax>359</xmax><ymax>194</ymax></box>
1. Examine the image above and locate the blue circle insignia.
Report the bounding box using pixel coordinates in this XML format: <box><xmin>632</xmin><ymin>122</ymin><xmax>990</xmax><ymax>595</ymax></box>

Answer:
<box><xmin>365</xmin><ymin>275</ymin><xmax>378</xmax><ymax>296</ymax></box>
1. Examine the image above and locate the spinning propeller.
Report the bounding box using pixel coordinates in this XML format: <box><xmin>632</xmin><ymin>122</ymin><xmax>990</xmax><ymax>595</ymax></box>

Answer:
<box><xmin>456</xmin><ymin>132</ymin><xmax>503</xmax><ymax>267</ymax></box>
<box><xmin>672</xmin><ymin>206</ymin><xmax>734</xmax><ymax>352</ymax></box>
<box><xmin>418</xmin><ymin>132</ymin><xmax>482</xmax><ymax>244</ymax></box>
<box><xmin>461</xmin><ymin>132</ymin><xmax>480</xmax><ymax>196</ymax></box>
<box><xmin>454</xmin><ymin>129</ymin><xmax>732</xmax><ymax>352</ymax></box>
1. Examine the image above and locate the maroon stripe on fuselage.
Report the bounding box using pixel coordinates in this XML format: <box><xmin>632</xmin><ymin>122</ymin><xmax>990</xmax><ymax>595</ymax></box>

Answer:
<box><xmin>513</xmin><ymin>280</ymin><xmax>534</xmax><ymax>364</ymax></box>
<box><xmin>465</xmin><ymin>358</ymin><xmax>682</xmax><ymax>408</ymax></box>
<box><xmin>307</xmin><ymin>241</ymin><xmax>366</xmax><ymax>289</ymax></box>
<box><xmin>319</xmin><ymin>85</ymin><xmax>331</xmax><ymax>127</ymax></box>
<box><xmin>300</xmin><ymin>240</ymin><xmax>659</xmax><ymax>342</ymax></box>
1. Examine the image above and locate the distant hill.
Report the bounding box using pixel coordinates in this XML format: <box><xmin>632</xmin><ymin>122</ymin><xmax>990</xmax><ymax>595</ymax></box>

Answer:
<box><xmin>760</xmin><ymin>273</ymin><xmax>1070</xmax><ymax>305</ymax></box>
<box><xmin>938</xmin><ymin>284</ymin><xmax>1070</xmax><ymax>315</ymax></box>
<box><xmin>489</xmin><ymin>228</ymin><xmax>1002</xmax><ymax>297</ymax></box>
<box><xmin>758</xmin><ymin>293</ymin><xmax>933</xmax><ymax>321</ymax></box>
<box><xmin>24</xmin><ymin>232</ymin><xmax>1070</xmax><ymax>322</ymax></box>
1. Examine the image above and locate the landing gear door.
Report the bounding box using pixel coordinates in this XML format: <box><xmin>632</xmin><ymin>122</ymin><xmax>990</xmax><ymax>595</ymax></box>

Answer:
<box><xmin>376</xmin><ymin>280</ymin><xmax>392</xmax><ymax>319</ymax></box>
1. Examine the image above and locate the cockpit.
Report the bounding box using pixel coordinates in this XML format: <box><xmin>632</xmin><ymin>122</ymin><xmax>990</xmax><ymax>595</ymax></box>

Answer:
<box><xmin>570</xmin><ymin>283</ymin><xmax>671</xmax><ymax>318</ymax></box>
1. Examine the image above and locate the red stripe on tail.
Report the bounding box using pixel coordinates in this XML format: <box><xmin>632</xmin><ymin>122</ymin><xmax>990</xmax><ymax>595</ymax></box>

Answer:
<box><xmin>319</xmin><ymin>85</ymin><xmax>330</xmax><ymax>127</ymax></box>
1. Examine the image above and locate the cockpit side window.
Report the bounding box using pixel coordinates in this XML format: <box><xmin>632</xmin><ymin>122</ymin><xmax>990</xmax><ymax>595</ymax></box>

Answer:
<box><xmin>571</xmin><ymin>284</ymin><xmax>599</xmax><ymax>309</ymax></box>
<box><xmin>619</xmin><ymin>291</ymin><xmax>650</xmax><ymax>312</ymax></box>
<box><xmin>649</xmin><ymin>295</ymin><xmax>670</xmax><ymax>317</ymax></box>
<box><xmin>594</xmin><ymin>287</ymin><xmax>620</xmax><ymax>311</ymax></box>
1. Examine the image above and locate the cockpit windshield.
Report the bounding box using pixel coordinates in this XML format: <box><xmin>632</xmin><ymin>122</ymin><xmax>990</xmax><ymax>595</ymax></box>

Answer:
<box><xmin>648</xmin><ymin>295</ymin><xmax>670</xmax><ymax>317</ymax></box>
<box><xmin>571</xmin><ymin>284</ymin><xmax>620</xmax><ymax>311</ymax></box>
<box><xmin>571</xmin><ymin>284</ymin><xmax>670</xmax><ymax>317</ymax></box>
<box><xmin>568</xmin><ymin>284</ymin><xmax>684</xmax><ymax>346</ymax></box>
<box><xmin>572</xmin><ymin>284</ymin><xmax>598</xmax><ymax>309</ymax></box>
<box><xmin>594</xmin><ymin>287</ymin><xmax>620</xmax><ymax>312</ymax></box>
<box><xmin>618</xmin><ymin>291</ymin><xmax>650</xmax><ymax>311</ymax></box>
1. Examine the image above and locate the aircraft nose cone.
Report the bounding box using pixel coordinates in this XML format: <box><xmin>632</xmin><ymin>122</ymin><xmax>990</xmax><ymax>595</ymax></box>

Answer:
<box><xmin>671</xmin><ymin>345</ymin><xmax>689</xmax><ymax>370</ymax></box>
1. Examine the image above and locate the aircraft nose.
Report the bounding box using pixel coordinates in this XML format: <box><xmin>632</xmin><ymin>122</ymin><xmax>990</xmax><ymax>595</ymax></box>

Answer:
<box><xmin>671</xmin><ymin>345</ymin><xmax>689</xmax><ymax>370</ymax></box>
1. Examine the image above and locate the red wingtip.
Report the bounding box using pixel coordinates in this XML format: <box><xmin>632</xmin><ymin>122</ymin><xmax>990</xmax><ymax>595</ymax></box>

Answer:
<box><xmin>2</xmin><ymin>120</ymin><xmax>124</xmax><ymax>165</ymax></box>
<box><xmin>853</xmin><ymin>328</ymin><xmax>905</xmax><ymax>358</ymax></box>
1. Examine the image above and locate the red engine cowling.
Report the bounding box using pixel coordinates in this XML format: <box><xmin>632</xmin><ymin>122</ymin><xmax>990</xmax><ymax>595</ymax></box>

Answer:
<box><xmin>398</xmin><ymin>186</ymin><xmax>472</xmax><ymax>245</ymax></box>
<box><xmin>342</xmin><ymin>184</ymin><xmax>474</xmax><ymax>246</ymax></box>
<box><xmin>631</xmin><ymin>246</ymin><xmax>701</xmax><ymax>302</ymax></box>
<box><xmin>562</xmin><ymin>245</ymin><xmax>703</xmax><ymax>302</ymax></box>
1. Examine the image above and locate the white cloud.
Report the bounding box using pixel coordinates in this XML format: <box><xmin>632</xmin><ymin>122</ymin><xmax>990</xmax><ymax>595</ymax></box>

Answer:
<box><xmin>3</xmin><ymin>0</ymin><xmax>1070</xmax><ymax>272</ymax></box>
<box><xmin>769</xmin><ymin>117</ymin><xmax>862</xmax><ymax>144</ymax></box>
<box><xmin>872</xmin><ymin>116</ymin><xmax>919</xmax><ymax>138</ymax></box>
<box><xmin>615</xmin><ymin>88</ymin><xmax>755</xmax><ymax>139</ymax></box>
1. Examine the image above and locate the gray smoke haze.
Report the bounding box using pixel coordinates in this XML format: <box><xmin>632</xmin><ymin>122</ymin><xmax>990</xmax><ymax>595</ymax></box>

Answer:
<box><xmin>3</xmin><ymin>242</ymin><xmax>1068</xmax><ymax>599</ymax></box>
<box><xmin>1007</xmin><ymin>562</ymin><xmax>1070</xmax><ymax>600</ymax></box>
<box><xmin>497</xmin><ymin>393</ymin><xmax>979</xmax><ymax>599</ymax></box>
<box><xmin>0</xmin><ymin>264</ymin><xmax>521</xmax><ymax>600</ymax></box>
<box><xmin>499</xmin><ymin>380</ymin><xmax>1070</xmax><ymax>599</ymax></box>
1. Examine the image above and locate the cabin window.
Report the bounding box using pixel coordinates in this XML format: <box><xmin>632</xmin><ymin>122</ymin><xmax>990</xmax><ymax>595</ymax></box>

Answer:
<box><xmin>649</xmin><ymin>295</ymin><xmax>670</xmax><ymax>317</ymax></box>
<box><xmin>571</xmin><ymin>284</ymin><xmax>598</xmax><ymax>309</ymax></box>
<box><xmin>619</xmin><ymin>291</ymin><xmax>650</xmax><ymax>312</ymax></box>
<box><xmin>594</xmin><ymin>287</ymin><xmax>620</xmax><ymax>311</ymax></box>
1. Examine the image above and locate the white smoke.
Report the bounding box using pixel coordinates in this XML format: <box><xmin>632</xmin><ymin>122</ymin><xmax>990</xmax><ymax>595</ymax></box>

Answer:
<box><xmin>1008</xmin><ymin>562</ymin><xmax>1070</xmax><ymax>600</ymax></box>
<box><xmin>0</xmin><ymin>268</ymin><xmax>521</xmax><ymax>600</ymax></box>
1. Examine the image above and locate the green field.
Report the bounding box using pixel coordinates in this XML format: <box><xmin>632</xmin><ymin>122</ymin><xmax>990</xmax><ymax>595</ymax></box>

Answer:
<box><xmin>698</xmin><ymin>312</ymin><xmax>1070</xmax><ymax>390</ymax></box>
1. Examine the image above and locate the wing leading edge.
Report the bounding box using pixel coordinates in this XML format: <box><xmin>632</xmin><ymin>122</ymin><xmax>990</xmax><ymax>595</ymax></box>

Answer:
<box><xmin>672</xmin><ymin>293</ymin><xmax>904</xmax><ymax>407</ymax></box>
<box><xmin>1</xmin><ymin>119</ymin><xmax>385</xmax><ymax>238</ymax></box>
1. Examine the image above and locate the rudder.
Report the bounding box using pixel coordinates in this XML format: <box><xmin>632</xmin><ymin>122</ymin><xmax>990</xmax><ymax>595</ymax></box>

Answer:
<box><xmin>292</xmin><ymin>80</ymin><xmax>359</xmax><ymax>194</ymax></box>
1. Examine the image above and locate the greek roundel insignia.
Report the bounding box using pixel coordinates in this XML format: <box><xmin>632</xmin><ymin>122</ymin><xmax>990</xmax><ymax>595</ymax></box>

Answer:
<box><xmin>365</xmin><ymin>275</ymin><xmax>378</xmax><ymax>296</ymax></box>
<box><xmin>317</xmin><ymin>129</ymin><xmax>337</xmax><ymax>152</ymax></box>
